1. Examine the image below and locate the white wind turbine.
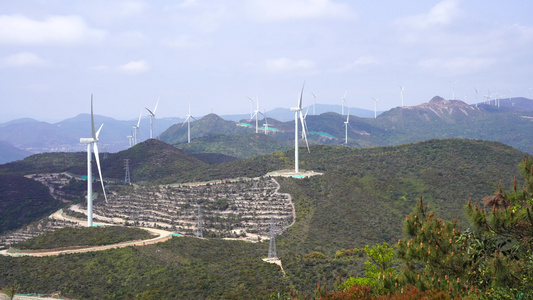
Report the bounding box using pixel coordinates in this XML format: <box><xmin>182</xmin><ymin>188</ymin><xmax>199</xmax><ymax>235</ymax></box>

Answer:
<box><xmin>79</xmin><ymin>95</ymin><xmax>108</xmax><ymax>227</ymax></box>
<box><xmin>451</xmin><ymin>80</ymin><xmax>458</xmax><ymax>100</ymax></box>
<box><xmin>250</xmin><ymin>95</ymin><xmax>265</xmax><ymax>133</ymax></box>
<box><xmin>311</xmin><ymin>91</ymin><xmax>319</xmax><ymax>115</ymax></box>
<box><xmin>400</xmin><ymin>86</ymin><xmax>405</xmax><ymax>107</ymax></box>
<box><xmin>145</xmin><ymin>97</ymin><xmax>159</xmax><ymax>139</ymax></box>
<box><xmin>127</xmin><ymin>133</ymin><xmax>134</xmax><ymax>147</ymax></box>
<box><xmin>508</xmin><ymin>89</ymin><xmax>513</xmax><ymax>106</ymax></box>
<box><xmin>132</xmin><ymin>110</ymin><xmax>142</xmax><ymax>145</ymax></box>
<box><xmin>182</xmin><ymin>101</ymin><xmax>196</xmax><ymax>143</ymax></box>
<box><xmin>248</xmin><ymin>97</ymin><xmax>254</xmax><ymax>120</ymax></box>
<box><xmin>474</xmin><ymin>87</ymin><xmax>478</xmax><ymax>106</ymax></box>
<box><xmin>262</xmin><ymin>113</ymin><xmax>270</xmax><ymax>134</ymax></box>
<box><xmin>372</xmin><ymin>97</ymin><xmax>379</xmax><ymax>119</ymax></box>
<box><xmin>341</xmin><ymin>91</ymin><xmax>347</xmax><ymax>115</ymax></box>
<box><xmin>344</xmin><ymin>108</ymin><xmax>351</xmax><ymax>144</ymax></box>
<box><xmin>290</xmin><ymin>83</ymin><xmax>310</xmax><ymax>174</ymax></box>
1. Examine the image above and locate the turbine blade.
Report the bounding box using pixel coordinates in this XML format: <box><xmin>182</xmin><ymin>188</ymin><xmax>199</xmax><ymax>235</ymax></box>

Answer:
<box><xmin>145</xmin><ymin>107</ymin><xmax>154</xmax><ymax>116</ymax></box>
<box><xmin>93</xmin><ymin>143</ymin><xmax>108</xmax><ymax>203</ymax></box>
<box><xmin>153</xmin><ymin>97</ymin><xmax>159</xmax><ymax>115</ymax></box>
<box><xmin>304</xmin><ymin>107</ymin><xmax>309</xmax><ymax>118</ymax></box>
<box><xmin>91</xmin><ymin>94</ymin><xmax>96</xmax><ymax>139</ymax></box>
<box><xmin>299</xmin><ymin>111</ymin><xmax>310</xmax><ymax>153</ymax></box>
<box><xmin>95</xmin><ymin>124</ymin><xmax>104</xmax><ymax>139</ymax></box>
<box><xmin>298</xmin><ymin>82</ymin><xmax>305</xmax><ymax>109</ymax></box>
<box><xmin>137</xmin><ymin>110</ymin><xmax>142</xmax><ymax>127</ymax></box>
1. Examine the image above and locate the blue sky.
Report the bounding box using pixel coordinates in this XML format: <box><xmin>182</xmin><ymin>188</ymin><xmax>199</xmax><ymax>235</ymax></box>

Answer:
<box><xmin>1</xmin><ymin>0</ymin><xmax>532</xmax><ymax>122</ymax></box>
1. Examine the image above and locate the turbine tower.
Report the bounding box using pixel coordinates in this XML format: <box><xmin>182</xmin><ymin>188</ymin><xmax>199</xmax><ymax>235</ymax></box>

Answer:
<box><xmin>262</xmin><ymin>113</ymin><xmax>270</xmax><ymax>134</ymax></box>
<box><xmin>145</xmin><ymin>97</ymin><xmax>159</xmax><ymax>139</ymax></box>
<box><xmin>132</xmin><ymin>110</ymin><xmax>142</xmax><ymax>145</ymax></box>
<box><xmin>451</xmin><ymin>80</ymin><xmax>458</xmax><ymax>100</ymax></box>
<box><xmin>341</xmin><ymin>91</ymin><xmax>347</xmax><ymax>115</ymax></box>
<box><xmin>344</xmin><ymin>108</ymin><xmax>351</xmax><ymax>144</ymax></box>
<box><xmin>311</xmin><ymin>91</ymin><xmax>319</xmax><ymax>115</ymax></box>
<box><xmin>182</xmin><ymin>101</ymin><xmax>196</xmax><ymax>143</ymax></box>
<box><xmin>372</xmin><ymin>97</ymin><xmax>379</xmax><ymax>119</ymax></box>
<box><xmin>250</xmin><ymin>95</ymin><xmax>265</xmax><ymax>133</ymax></box>
<box><xmin>289</xmin><ymin>83</ymin><xmax>310</xmax><ymax>174</ymax></box>
<box><xmin>79</xmin><ymin>95</ymin><xmax>108</xmax><ymax>227</ymax></box>
<box><xmin>400</xmin><ymin>86</ymin><xmax>405</xmax><ymax>107</ymax></box>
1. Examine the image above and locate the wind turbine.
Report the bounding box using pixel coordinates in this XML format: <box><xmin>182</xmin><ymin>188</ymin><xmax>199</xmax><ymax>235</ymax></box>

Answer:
<box><xmin>400</xmin><ymin>86</ymin><xmax>405</xmax><ymax>107</ymax></box>
<box><xmin>311</xmin><ymin>91</ymin><xmax>319</xmax><ymax>115</ymax></box>
<box><xmin>79</xmin><ymin>95</ymin><xmax>107</xmax><ymax>227</ymax></box>
<box><xmin>247</xmin><ymin>97</ymin><xmax>254</xmax><ymax>120</ymax></box>
<box><xmin>508</xmin><ymin>89</ymin><xmax>513</xmax><ymax>106</ymax></box>
<box><xmin>127</xmin><ymin>134</ymin><xmax>134</xmax><ymax>147</ymax></box>
<box><xmin>262</xmin><ymin>113</ymin><xmax>270</xmax><ymax>134</ymax></box>
<box><xmin>182</xmin><ymin>101</ymin><xmax>196</xmax><ymax>143</ymax></box>
<box><xmin>341</xmin><ymin>91</ymin><xmax>347</xmax><ymax>115</ymax></box>
<box><xmin>250</xmin><ymin>95</ymin><xmax>265</xmax><ymax>133</ymax></box>
<box><xmin>372</xmin><ymin>97</ymin><xmax>379</xmax><ymax>119</ymax></box>
<box><xmin>474</xmin><ymin>87</ymin><xmax>478</xmax><ymax>106</ymax></box>
<box><xmin>289</xmin><ymin>83</ymin><xmax>310</xmax><ymax>174</ymax></box>
<box><xmin>344</xmin><ymin>108</ymin><xmax>351</xmax><ymax>144</ymax></box>
<box><xmin>451</xmin><ymin>80</ymin><xmax>458</xmax><ymax>100</ymax></box>
<box><xmin>145</xmin><ymin>97</ymin><xmax>159</xmax><ymax>139</ymax></box>
<box><xmin>132</xmin><ymin>110</ymin><xmax>142</xmax><ymax>145</ymax></box>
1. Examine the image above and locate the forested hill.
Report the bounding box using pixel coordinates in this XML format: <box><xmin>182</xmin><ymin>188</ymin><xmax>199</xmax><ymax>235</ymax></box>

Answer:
<box><xmin>155</xmin><ymin>138</ymin><xmax>528</xmax><ymax>252</ymax></box>
<box><xmin>0</xmin><ymin>138</ymin><xmax>530</xmax><ymax>298</ymax></box>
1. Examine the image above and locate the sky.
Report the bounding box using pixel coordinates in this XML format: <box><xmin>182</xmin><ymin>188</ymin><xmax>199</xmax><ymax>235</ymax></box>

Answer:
<box><xmin>1</xmin><ymin>0</ymin><xmax>533</xmax><ymax>123</ymax></box>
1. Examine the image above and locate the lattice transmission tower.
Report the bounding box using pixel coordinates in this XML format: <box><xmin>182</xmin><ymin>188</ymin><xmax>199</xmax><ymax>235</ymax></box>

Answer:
<box><xmin>124</xmin><ymin>159</ymin><xmax>131</xmax><ymax>185</ymax></box>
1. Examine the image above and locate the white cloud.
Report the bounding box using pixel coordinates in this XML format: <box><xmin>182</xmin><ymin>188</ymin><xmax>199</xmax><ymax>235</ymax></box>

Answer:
<box><xmin>118</xmin><ymin>60</ymin><xmax>150</xmax><ymax>74</ymax></box>
<box><xmin>0</xmin><ymin>14</ymin><xmax>106</xmax><ymax>45</ymax></box>
<box><xmin>3</xmin><ymin>52</ymin><xmax>46</xmax><ymax>68</ymax></box>
<box><xmin>418</xmin><ymin>56</ymin><xmax>495</xmax><ymax>76</ymax></box>
<box><xmin>396</xmin><ymin>0</ymin><xmax>461</xmax><ymax>30</ymax></box>
<box><xmin>265</xmin><ymin>57</ymin><xmax>315</xmax><ymax>72</ymax></box>
<box><xmin>247</xmin><ymin>0</ymin><xmax>357</xmax><ymax>22</ymax></box>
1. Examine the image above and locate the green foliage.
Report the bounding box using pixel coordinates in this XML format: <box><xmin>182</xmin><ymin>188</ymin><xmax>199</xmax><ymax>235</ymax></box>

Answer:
<box><xmin>0</xmin><ymin>174</ymin><xmax>63</xmax><ymax>234</ymax></box>
<box><xmin>305</xmin><ymin>251</ymin><xmax>325</xmax><ymax>259</ymax></box>
<box><xmin>175</xmin><ymin>133</ymin><xmax>292</xmax><ymax>159</ymax></box>
<box><xmin>363</xmin><ymin>242</ymin><xmax>395</xmax><ymax>279</ymax></box>
<box><xmin>338</xmin><ymin>277</ymin><xmax>378</xmax><ymax>292</ymax></box>
<box><xmin>0</xmin><ymin>237</ymin><xmax>287</xmax><ymax>299</ymax></box>
<box><xmin>12</xmin><ymin>226</ymin><xmax>152</xmax><ymax>250</ymax></box>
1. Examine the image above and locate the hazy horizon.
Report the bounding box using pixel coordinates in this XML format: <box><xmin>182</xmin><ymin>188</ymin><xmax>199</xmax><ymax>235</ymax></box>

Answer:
<box><xmin>2</xmin><ymin>1</ymin><xmax>532</xmax><ymax>122</ymax></box>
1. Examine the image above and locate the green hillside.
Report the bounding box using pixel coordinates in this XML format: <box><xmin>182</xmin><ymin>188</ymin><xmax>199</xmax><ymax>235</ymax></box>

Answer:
<box><xmin>0</xmin><ymin>175</ymin><xmax>63</xmax><ymax>234</ymax></box>
<box><xmin>0</xmin><ymin>138</ymin><xmax>530</xmax><ymax>298</ymax></box>
<box><xmin>101</xmin><ymin>139</ymin><xmax>208</xmax><ymax>182</ymax></box>
<box><xmin>159</xmin><ymin>113</ymin><xmax>251</xmax><ymax>144</ymax></box>
<box><xmin>175</xmin><ymin>132</ymin><xmax>292</xmax><ymax>159</ymax></box>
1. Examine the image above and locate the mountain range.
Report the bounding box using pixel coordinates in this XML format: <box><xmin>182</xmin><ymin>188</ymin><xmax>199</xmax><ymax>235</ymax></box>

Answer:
<box><xmin>1</xmin><ymin>97</ymin><xmax>532</xmax><ymax>164</ymax></box>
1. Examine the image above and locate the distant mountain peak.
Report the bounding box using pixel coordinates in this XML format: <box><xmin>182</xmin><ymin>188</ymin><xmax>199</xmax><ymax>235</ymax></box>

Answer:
<box><xmin>423</xmin><ymin>96</ymin><xmax>471</xmax><ymax>108</ymax></box>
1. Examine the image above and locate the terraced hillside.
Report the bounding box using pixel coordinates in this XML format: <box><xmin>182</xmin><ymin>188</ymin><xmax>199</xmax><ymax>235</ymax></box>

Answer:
<box><xmin>87</xmin><ymin>177</ymin><xmax>294</xmax><ymax>240</ymax></box>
